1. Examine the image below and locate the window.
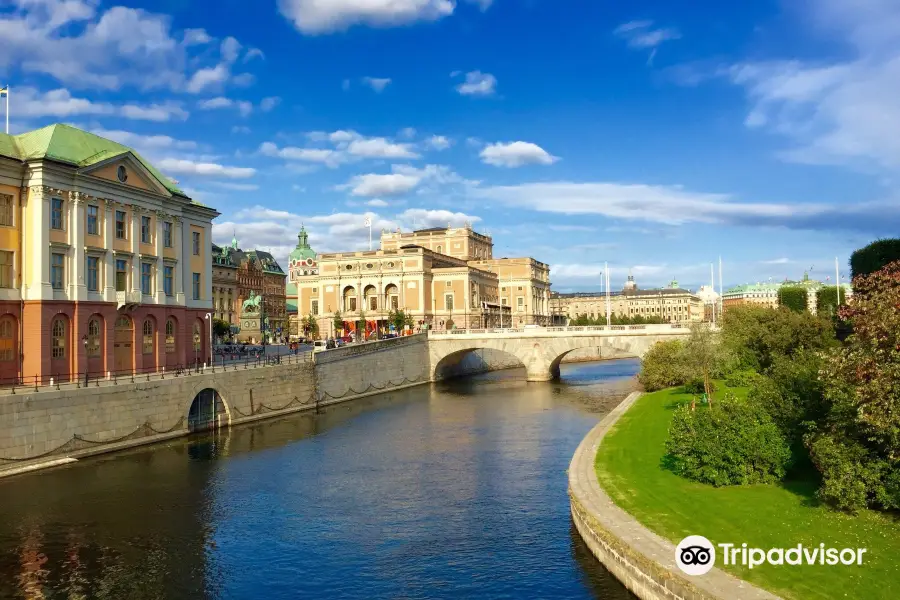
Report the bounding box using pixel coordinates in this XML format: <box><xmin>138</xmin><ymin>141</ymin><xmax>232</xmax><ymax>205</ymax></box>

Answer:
<box><xmin>51</xmin><ymin>198</ymin><xmax>64</xmax><ymax>230</ymax></box>
<box><xmin>86</xmin><ymin>256</ymin><xmax>99</xmax><ymax>291</ymax></box>
<box><xmin>192</xmin><ymin>272</ymin><xmax>200</xmax><ymax>300</ymax></box>
<box><xmin>192</xmin><ymin>231</ymin><xmax>200</xmax><ymax>255</ymax></box>
<box><xmin>141</xmin><ymin>216</ymin><xmax>151</xmax><ymax>244</ymax></box>
<box><xmin>390</xmin><ymin>296</ymin><xmax>398</xmax><ymax>310</ymax></box>
<box><xmin>445</xmin><ymin>294</ymin><xmax>454</xmax><ymax>311</ymax></box>
<box><xmin>311</xmin><ymin>300</ymin><xmax>319</xmax><ymax>315</ymax></box>
<box><xmin>87</xmin><ymin>318</ymin><xmax>101</xmax><ymax>357</ymax></box>
<box><xmin>0</xmin><ymin>193</ymin><xmax>12</xmax><ymax>226</ymax></box>
<box><xmin>142</xmin><ymin>320</ymin><xmax>154</xmax><ymax>354</ymax></box>
<box><xmin>141</xmin><ymin>262</ymin><xmax>152</xmax><ymax>295</ymax></box>
<box><xmin>165</xmin><ymin>319</ymin><xmax>176</xmax><ymax>353</ymax></box>
<box><xmin>163</xmin><ymin>221</ymin><xmax>173</xmax><ymax>247</ymax></box>
<box><xmin>0</xmin><ymin>317</ymin><xmax>14</xmax><ymax>362</ymax></box>
<box><xmin>51</xmin><ymin>317</ymin><xmax>66</xmax><ymax>359</ymax></box>
<box><xmin>164</xmin><ymin>266</ymin><xmax>173</xmax><ymax>296</ymax></box>
<box><xmin>369</xmin><ymin>296</ymin><xmax>377</xmax><ymax>311</ymax></box>
<box><xmin>115</xmin><ymin>211</ymin><xmax>126</xmax><ymax>239</ymax></box>
<box><xmin>87</xmin><ymin>205</ymin><xmax>99</xmax><ymax>235</ymax></box>
<box><xmin>349</xmin><ymin>297</ymin><xmax>357</xmax><ymax>311</ymax></box>
<box><xmin>0</xmin><ymin>251</ymin><xmax>11</xmax><ymax>288</ymax></box>
<box><xmin>501</xmin><ymin>298</ymin><xmax>508</xmax><ymax>306</ymax></box>
<box><xmin>117</xmin><ymin>165</ymin><xmax>128</xmax><ymax>183</ymax></box>
<box><xmin>445</xmin><ymin>281</ymin><xmax>452</xmax><ymax>288</ymax></box>
<box><xmin>115</xmin><ymin>259</ymin><xmax>128</xmax><ymax>292</ymax></box>
<box><xmin>51</xmin><ymin>253</ymin><xmax>64</xmax><ymax>289</ymax></box>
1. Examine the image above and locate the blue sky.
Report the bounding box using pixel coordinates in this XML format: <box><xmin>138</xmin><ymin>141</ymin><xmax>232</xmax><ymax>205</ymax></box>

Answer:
<box><xmin>2</xmin><ymin>0</ymin><xmax>897</xmax><ymax>291</ymax></box>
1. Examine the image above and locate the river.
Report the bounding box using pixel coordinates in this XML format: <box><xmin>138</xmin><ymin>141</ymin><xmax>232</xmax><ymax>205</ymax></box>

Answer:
<box><xmin>0</xmin><ymin>359</ymin><xmax>640</xmax><ymax>600</ymax></box>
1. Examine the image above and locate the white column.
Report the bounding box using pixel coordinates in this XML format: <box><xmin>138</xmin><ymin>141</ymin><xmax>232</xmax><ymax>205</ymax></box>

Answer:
<box><xmin>69</xmin><ymin>192</ymin><xmax>86</xmax><ymax>301</ymax></box>
<box><xmin>203</xmin><ymin>222</ymin><xmax>212</xmax><ymax>308</ymax></box>
<box><xmin>174</xmin><ymin>217</ymin><xmax>185</xmax><ymax>303</ymax></box>
<box><xmin>25</xmin><ymin>186</ymin><xmax>52</xmax><ymax>299</ymax></box>
<box><xmin>155</xmin><ymin>211</ymin><xmax>166</xmax><ymax>304</ymax></box>
<box><xmin>103</xmin><ymin>200</ymin><xmax>116</xmax><ymax>302</ymax></box>
<box><xmin>130</xmin><ymin>206</ymin><xmax>141</xmax><ymax>298</ymax></box>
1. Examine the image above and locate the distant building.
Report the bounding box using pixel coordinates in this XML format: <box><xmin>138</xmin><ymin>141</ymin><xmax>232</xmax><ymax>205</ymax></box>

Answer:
<box><xmin>285</xmin><ymin>226</ymin><xmax>318</xmax><ymax>337</ymax></box>
<box><xmin>722</xmin><ymin>273</ymin><xmax>851</xmax><ymax>313</ymax></box>
<box><xmin>551</xmin><ymin>276</ymin><xmax>703</xmax><ymax>324</ymax></box>
<box><xmin>227</xmin><ymin>242</ymin><xmax>287</xmax><ymax>342</ymax></box>
<box><xmin>211</xmin><ymin>238</ymin><xmax>239</xmax><ymax>326</ymax></box>
<box><xmin>695</xmin><ymin>285</ymin><xmax>720</xmax><ymax>321</ymax></box>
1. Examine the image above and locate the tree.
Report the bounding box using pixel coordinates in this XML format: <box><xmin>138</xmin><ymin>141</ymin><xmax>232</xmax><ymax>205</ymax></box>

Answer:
<box><xmin>815</xmin><ymin>285</ymin><xmax>847</xmax><ymax>319</ymax></box>
<box><xmin>809</xmin><ymin>261</ymin><xmax>900</xmax><ymax>511</ymax></box>
<box><xmin>403</xmin><ymin>311</ymin><xmax>415</xmax><ymax>329</ymax></box>
<box><xmin>356</xmin><ymin>310</ymin><xmax>367</xmax><ymax>340</ymax></box>
<box><xmin>850</xmin><ymin>238</ymin><xmax>900</xmax><ymax>278</ymax></box>
<box><xmin>777</xmin><ymin>285</ymin><xmax>808</xmax><ymax>313</ymax></box>
<box><xmin>388</xmin><ymin>309</ymin><xmax>407</xmax><ymax>332</ymax></box>
<box><xmin>212</xmin><ymin>318</ymin><xmax>231</xmax><ymax>341</ymax></box>
<box><xmin>683</xmin><ymin>323</ymin><xmax>732</xmax><ymax>403</ymax></box>
<box><xmin>638</xmin><ymin>340</ymin><xmax>687</xmax><ymax>391</ymax></box>
<box><xmin>302</xmin><ymin>314</ymin><xmax>319</xmax><ymax>339</ymax></box>
<box><xmin>332</xmin><ymin>311</ymin><xmax>344</xmax><ymax>336</ymax></box>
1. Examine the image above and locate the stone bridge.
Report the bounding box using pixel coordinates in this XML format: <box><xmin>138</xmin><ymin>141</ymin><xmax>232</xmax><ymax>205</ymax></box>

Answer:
<box><xmin>428</xmin><ymin>324</ymin><xmax>691</xmax><ymax>382</ymax></box>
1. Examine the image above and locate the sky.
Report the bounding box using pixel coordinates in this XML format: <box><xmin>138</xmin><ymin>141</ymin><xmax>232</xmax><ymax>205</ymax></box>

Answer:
<box><xmin>2</xmin><ymin>0</ymin><xmax>898</xmax><ymax>292</ymax></box>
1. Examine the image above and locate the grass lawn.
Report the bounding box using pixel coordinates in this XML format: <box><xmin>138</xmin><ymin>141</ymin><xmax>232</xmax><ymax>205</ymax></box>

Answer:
<box><xmin>596</xmin><ymin>386</ymin><xmax>900</xmax><ymax>600</ymax></box>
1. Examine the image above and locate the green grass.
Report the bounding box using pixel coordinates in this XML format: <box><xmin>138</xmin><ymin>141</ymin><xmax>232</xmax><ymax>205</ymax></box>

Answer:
<box><xmin>596</xmin><ymin>386</ymin><xmax>900</xmax><ymax>600</ymax></box>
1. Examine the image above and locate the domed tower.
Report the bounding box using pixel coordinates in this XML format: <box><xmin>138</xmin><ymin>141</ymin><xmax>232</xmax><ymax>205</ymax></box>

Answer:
<box><xmin>288</xmin><ymin>225</ymin><xmax>318</xmax><ymax>283</ymax></box>
<box><xmin>623</xmin><ymin>269</ymin><xmax>637</xmax><ymax>293</ymax></box>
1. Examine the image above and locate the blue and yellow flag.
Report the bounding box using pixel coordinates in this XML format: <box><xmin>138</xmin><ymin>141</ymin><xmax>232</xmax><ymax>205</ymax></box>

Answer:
<box><xmin>0</xmin><ymin>87</ymin><xmax>7</xmax><ymax>96</ymax></box>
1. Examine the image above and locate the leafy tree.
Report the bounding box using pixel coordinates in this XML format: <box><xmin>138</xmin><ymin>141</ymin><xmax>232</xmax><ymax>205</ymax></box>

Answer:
<box><xmin>388</xmin><ymin>309</ymin><xmax>409</xmax><ymax>332</ymax></box>
<box><xmin>777</xmin><ymin>285</ymin><xmax>809</xmax><ymax>313</ymax></box>
<box><xmin>212</xmin><ymin>318</ymin><xmax>231</xmax><ymax>340</ymax></box>
<box><xmin>683</xmin><ymin>323</ymin><xmax>732</xmax><ymax>403</ymax></box>
<box><xmin>332</xmin><ymin>311</ymin><xmax>344</xmax><ymax>335</ymax></box>
<box><xmin>815</xmin><ymin>285</ymin><xmax>847</xmax><ymax>318</ymax></box>
<box><xmin>850</xmin><ymin>238</ymin><xmax>900</xmax><ymax>278</ymax></box>
<box><xmin>638</xmin><ymin>340</ymin><xmax>688</xmax><ymax>391</ymax></box>
<box><xmin>301</xmin><ymin>314</ymin><xmax>319</xmax><ymax>339</ymax></box>
<box><xmin>665</xmin><ymin>395</ymin><xmax>792</xmax><ymax>487</ymax></box>
<box><xmin>403</xmin><ymin>312</ymin><xmax>415</xmax><ymax>329</ymax></box>
<box><xmin>808</xmin><ymin>261</ymin><xmax>900</xmax><ymax>511</ymax></box>
<box><xmin>356</xmin><ymin>310</ymin><xmax>367</xmax><ymax>340</ymax></box>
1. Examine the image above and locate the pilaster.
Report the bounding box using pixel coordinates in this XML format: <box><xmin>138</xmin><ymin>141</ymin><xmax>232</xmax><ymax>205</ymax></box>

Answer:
<box><xmin>174</xmin><ymin>217</ymin><xmax>185</xmax><ymax>302</ymax></box>
<box><xmin>154</xmin><ymin>211</ymin><xmax>166</xmax><ymax>304</ymax></box>
<box><xmin>25</xmin><ymin>186</ymin><xmax>52</xmax><ymax>299</ymax></box>
<box><xmin>69</xmin><ymin>191</ymin><xmax>87</xmax><ymax>301</ymax></box>
<box><xmin>102</xmin><ymin>199</ymin><xmax>116</xmax><ymax>302</ymax></box>
<box><xmin>130</xmin><ymin>205</ymin><xmax>141</xmax><ymax>296</ymax></box>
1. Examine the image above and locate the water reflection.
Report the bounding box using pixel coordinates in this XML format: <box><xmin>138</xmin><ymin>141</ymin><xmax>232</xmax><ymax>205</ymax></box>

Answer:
<box><xmin>0</xmin><ymin>359</ymin><xmax>639</xmax><ymax>600</ymax></box>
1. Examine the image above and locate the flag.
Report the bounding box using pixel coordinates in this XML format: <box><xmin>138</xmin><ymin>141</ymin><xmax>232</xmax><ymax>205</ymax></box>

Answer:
<box><xmin>363</xmin><ymin>217</ymin><xmax>371</xmax><ymax>227</ymax></box>
<box><xmin>0</xmin><ymin>87</ymin><xmax>7</xmax><ymax>97</ymax></box>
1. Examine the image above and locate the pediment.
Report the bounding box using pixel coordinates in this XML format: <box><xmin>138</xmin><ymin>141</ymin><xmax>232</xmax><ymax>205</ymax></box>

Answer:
<box><xmin>80</xmin><ymin>153</ymin><xmax>171</xmax><ymax>197</ymax></box>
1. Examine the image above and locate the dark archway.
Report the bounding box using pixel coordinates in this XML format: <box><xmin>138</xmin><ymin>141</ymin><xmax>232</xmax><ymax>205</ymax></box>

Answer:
<box><xmin>433</xmin><ymin>347</ymin><xmax>526</xmax><ymax>381</ymax></box>
<box><xmin>188</xmin><ymin>388</ymin><xmax>227</xmax><ymax>433</ymax></box>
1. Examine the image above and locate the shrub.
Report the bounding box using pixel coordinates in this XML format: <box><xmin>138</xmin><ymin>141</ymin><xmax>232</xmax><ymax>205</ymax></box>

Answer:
<box><xmin>665</xmin><ymin>396</ymin><xmax>792</xmax><ymax>487</ymax></box>
<box><xmin>777</xmin><ymin>286</ymin><xmax>808</xmax><ymax>313</ymax></box>
<box><xmin>815</xmin><ymin>285</ymin><xmax>847</xmax><ymax>318</ymax></box>
<box><xmin>750</xmin><ymin>350</ymin><xmax>826</xmax><ymax>442</ymax></box>
<box><xmin>725</xmin><ymin>368</ymin><xmax>760</xmax><ymax>388</ymax></box>
<box><xmin>850</xmin><ymin>238</ymin><xmax>900</xmax><ymax>279</ymax></box>
<box><xmin>638</xmin><ymin>340</ymin><xmax>687</xmax><ymax>391</ymax></box>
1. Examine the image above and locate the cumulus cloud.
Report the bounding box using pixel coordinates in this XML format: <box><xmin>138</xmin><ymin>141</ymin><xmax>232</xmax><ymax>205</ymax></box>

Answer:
<box><xmin>455</xmin><ymin>70</ymin><xmax>497</xmax><ymax>96</ymax></box>
<box><xmin>158</xmin><ymin>158</ymin><xmax>256</xmax><ymax>179</ymax></box>
<box><xmin>426</xmin><ymin>135</ymin><xmax>452</xmax><ymax>150</ymax></box>
<box><xmin>474</xmin><ymin>181</ymin><xmax>900</xmax><ymax>233</ymax></box>
<box><xmin>15</xmin><ymin>86</ymin><xmax>188</xmax><ymax>121</ymax></box>
<box><xmin>261</xmin><ymin>130</ymin><xmax>422</xmax><ymax>166</ymax></box>
<box><xmin>198</xmin><ymin>96</ymin><xmax>253</xmax><ymax>116</ymax></box>
<box><xmin>346</xmin><ymin>137</ymin><xmax>420</xmax><ymax>159</ymax></box>
<box><xmin>361</xmin><ymin>76</ymin><xmax>392</xmax><ymax>92</ymax></box>
<box><xmin>345</xmin><ymin>173</ymin><xmax>422</xmax><ymax>197</ymax></box>
<box><xmin>260</xmin><ymin>96</ymin><xmax>281</xmax><ymax>111</ymax></box>
<box><xmin>397</xmin><ymin>208</ymin><xmax>480</xmax><ymax>229</ymax></box>
<box><xmin>259</xmin><ymin>142</ymin><xmax>345</xmax><ymax>168</ymax></box>
<box><xmin>276</xmin><ymin>0</ymin><xmax>455</xmax><ymax>34</ymax></box>
<box><xmin>480</xmin><ymin>141</ymin><xmax>558</xmax><ymax>167</ymax></box>
<box><xmin>90</xmin><ymin>128</ymin><xmax>198</xmax><ymax>152</ymax></box>
<box><xmin>0</xmin><ymin>1</ymin><xmax>254</xmax><ymax>93</ymax></box>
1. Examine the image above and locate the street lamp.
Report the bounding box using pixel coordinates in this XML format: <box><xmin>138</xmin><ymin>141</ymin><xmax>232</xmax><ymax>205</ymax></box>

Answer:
<box><xmin>206</xmin><ymin>313</ymin><xmax>213</xmax><ymax>366</ymax></box>
<box><xmin>81</xmin><ymin>335</ymin><xmax>88</xmax><ymax>386</ymax></box>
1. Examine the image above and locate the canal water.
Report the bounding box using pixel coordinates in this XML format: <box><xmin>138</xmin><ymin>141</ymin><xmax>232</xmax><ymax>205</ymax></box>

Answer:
<box><xmin>0</xmin><ymin>359</ymin><xmax>640</xmax><ymax>600</ymax></box>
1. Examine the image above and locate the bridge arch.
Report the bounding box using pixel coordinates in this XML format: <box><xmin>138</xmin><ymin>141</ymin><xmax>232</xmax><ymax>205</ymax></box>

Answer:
<box><xmin>186</xmin><ymin>385</ymin><xmax>232</xmax><ymax>433</ymax></box>
<box><xmin>432</xmin><ymin>346</ymin><xmax>528</xmax><ymax>381</ymax></box>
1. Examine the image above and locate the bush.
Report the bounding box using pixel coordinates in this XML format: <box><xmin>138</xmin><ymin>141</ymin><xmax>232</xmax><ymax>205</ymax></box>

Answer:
<box><xmin>638</xmin><ymin>340</ymin><xmax>687</xmax><ymax>391</ymax></box>
<box><xmin>777</xmin><ymin>286</ymin><xmax>808</xmax><ymax>313</ymax></box>
<box><xmin>850</xmin><ymin>238</ymin><xmax>900</xmax><ymax>279</ymax></box>
<box><xmin>750</xmin><ymin>351</ymin><xmax>826</xmax><ymax>442</ymax></box>
<box><xmin>815</xmin><ymin>285</ymin><xmax>847</xmax><ymax>319</ymax></box>
<box><xmin>683</xmin><ymin>379</ymin><xmax>715</xmax><ymax>395</ymax></box>
<box><xmin>725</xmin><ymin>368</ymin><xmax>760</xmax><ymax>388</ymax></box>
<box><xmin>665</xmin><ymin>396</ymin><xmax>792</xmax><ymax>487</ymax></box>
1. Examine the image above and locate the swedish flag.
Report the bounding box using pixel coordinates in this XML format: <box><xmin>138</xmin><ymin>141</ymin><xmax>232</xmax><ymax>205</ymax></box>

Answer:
<box><xmin>0</xmin><ymin>87</ymin><xmax>7</xmax><ymax>96</ymax></box>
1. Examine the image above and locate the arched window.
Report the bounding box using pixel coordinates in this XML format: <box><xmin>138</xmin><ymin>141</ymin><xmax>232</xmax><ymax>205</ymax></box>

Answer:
<box><xmin>165</xmin><ymin>318</ymin><xmax>176</xmax><ymax>353</ymax></box>
<box><xmin>51</xmin><ymin>317</ymin><xmax>66</xmax><ymax>359</ymax></box>
<box><xmin>142</xmin><ymin>319</ymin><xmax>155</xmax><ymax>354</ymax></box>
<box><xmin>87</xmin><ymin>317</ymin><xmax>101</xmax><ymax>357</ymax></box>
<box><xmin>0</xmin><ymin>316</ymin><xmax>15</xmax><ymax>362</ymax></box>
<box><xmin>193</xmin><ymin>321</ymin><xmax>201</xmax><ymax>351</ymax></box>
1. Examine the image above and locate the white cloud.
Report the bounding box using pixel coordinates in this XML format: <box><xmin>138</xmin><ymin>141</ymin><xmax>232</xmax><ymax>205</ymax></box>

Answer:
<box><xmin>366</xmin><ymin>199</ymin><xmax>389</xmax><ymax>207</ymax></box>
<box><xmin>259</xmin><ymin>142</ymin><xmax>345</xmax><ymax>167</ymax></box>
<box><xmin>426</xmin><ymin>135</ymin><xmax>451</xmax><ymax>150</ymax></box>
<box><xmin>347</xmin><ymin>137</ymin><xmax>420</xmax><ymax>159</ymax></box>
<box><xmin>761</xmin><ymin>258</ymin><xmax>791</xmax><ymax>265</ymax></box>
<box><xmin>0</xmin><ymin>2</ymin><xmax>253</xmax><ymax>94</ymax></box>
<box><xmin>220</xmin><ymin>36</ymin><xmax>242</xmax><ymax>64</ymax></box>
<box><xmin>90</xmin><ymin>128</ymin><xmax>198</xmax><ymax>152</ymax></box>
<box><xmin>397</xmin><ymin>208</ymin><xmax>480</xmax><ymax>229</ymax></box>
<box><xmin>345</xmin><ymin>173</ymin><xmax>422</xmax><ymax>197</ymax></box>
<box><xmin>399</xmin><ymin>127</ymin><xmax>417</xmax><ymax>139</ymax></box>
<box><xmin>260</xmin><ymin>96</ymin><xmax>281</xmax><ymax>111</ymax></box>
<box><xmin>211</xmin><ymin>182</ymin><xmax>259</xmax><ymax>191</ymax></box>
<box><xmin>198</xmin><ymin>96</ymin><xmax>253</xmax><ymax>116</ymax></box>
<box><xmin>474</xmin><ymin>181</ymin><xmax>900</xmax><ymax>233</ymax></box>
<box><xmin>232</xmin><ymin>73</ymin><xmax>255</xmax><ymax>87</ymax></box>
<box><xmin>361</xmin><ymin>76</ymin><xmax>392</xmax><ymax>92</ymax></box>
<box><xmin>480</xmin><ymin>141</ymin><xmax>558</xmax><ymax>167</ymax></box>
<box><xmin>455</xmin><ymin>70</ymin><xmax>497</xmax><ymax>96</ymax></box>
<box><xmin>614</xmin><ymin>20</ymin><xmax>681</xmax><ymax>49</ymax></box>
<box><xmin>276</xmin><ymin>0</ymin><xmax>455</xmax><ymax>34</ymax></box>
<box><xmin>15</xmin><ymin>86</ymin><xmax>188</xmax><ymax>121</ymax></box>
<box><xmin>186</xmin><ymin>64</ymin><xmax>230</xmax><ymax>94</ymax></box>
<box><xmin>158</xmin><ymin>158</ymin><xmax>256</xmax><ymax>179</ymax></box>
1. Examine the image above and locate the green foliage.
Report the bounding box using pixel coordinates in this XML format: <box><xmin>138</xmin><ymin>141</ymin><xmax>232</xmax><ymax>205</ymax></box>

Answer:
<box><xmin>570</xmin><ymin>313</ymin><xmax>666</xmax><ymax>326</ymax></box>
<box><xmin>665</xmin><ymin>396</ymin><xmax>792</xmax><ymax>487</ymax></box>
<box><xmin>721</xmin><ymin>304</ymin><xmax>836</xmax><ymax>372</ymax></box>
<box><xmin>212</xmin><ymin>318</ymin><xmax>231</xmax><ymax>339</ymax></box>
<box><xmin>301</xmin><ymin>314</ymin><xmax>319</xmax><ymax>339</ymax></box>
<box><xmin>808</xmin><ymin>261</ymin><xmax>900</xmax><ymax>511</ymax></box>
<box><xmin>388</xmin><ymin>309</ymin><xmax>407</xmax><ymax>332</ymax></box>
<box><xmin>850</xmin><ymin>238</ymin><xmax>900</xmax><ymax>279</ymax></box>
<box><xmin>724</xmin><ymin>368</ymin><xmax>761</xmax><ymax>388</ymax></box>
<box><xmin>777</xmin><ymin>285</ymin><xmax>808</xmax><ymax>313</ymax></box>
<box><xmin>332</xmin><ymin>311</ymin><xmax>344</xmax><ymax>334</ymax></box>
<box><xmin>815</xmin><ymin>285</ymin><xmax>847</xmax><ymax>318</ymax></box>
<box><xmin>683</xmin><ymin>323</ymin><xmax>733</xmax><ymax>400</ymax></box>
<box><xmin>638</xmin><ymin>340</ymin><xmax>687</xmax><ymax>391</ymax></box>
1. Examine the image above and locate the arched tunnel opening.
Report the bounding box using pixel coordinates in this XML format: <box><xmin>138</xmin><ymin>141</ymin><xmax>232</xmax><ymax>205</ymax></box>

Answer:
<box><xmin>433</xmin><ymin>348</ymin><xmax>526</xmax><ymax>382</ymax></box>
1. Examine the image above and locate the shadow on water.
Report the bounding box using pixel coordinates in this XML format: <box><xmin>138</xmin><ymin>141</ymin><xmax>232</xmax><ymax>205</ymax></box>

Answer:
<box><xmin>0</xmin><ymin>359</ymin><xmax>640</xmax><ymax>600</ymax></box>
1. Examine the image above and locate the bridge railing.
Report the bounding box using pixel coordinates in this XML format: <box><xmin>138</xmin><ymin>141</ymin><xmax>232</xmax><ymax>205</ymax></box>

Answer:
<box><xmin>428</xmin><ymin>323</ymin><xmax>690</xmax><ymax>337</ymax></box>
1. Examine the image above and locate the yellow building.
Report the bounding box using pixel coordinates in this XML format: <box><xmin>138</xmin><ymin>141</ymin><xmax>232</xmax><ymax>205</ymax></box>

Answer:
<box><xmin>551</xmin><ymin>275</ymin><xmax>703</xmax><ymax>324</ymax></box>
<box><xmin>0</xmin><ymin>124</ymin><xmax>217</xmax><ymax>383</ymax></box>
<box><xmin>469</xmin><ymin>257</ymin><xmax>552</xmax><ymax>326</ymax></box>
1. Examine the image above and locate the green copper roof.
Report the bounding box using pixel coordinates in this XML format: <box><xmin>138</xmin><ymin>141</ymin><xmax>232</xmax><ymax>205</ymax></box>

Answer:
<box><xmin>0</xmin><ymin>124</ymin><xmax>186</xmax><ymax>197</ymax></box>
<box><xmin>289</xmin><ymin>226</ymin><xmax>317</xmax><ymax>261</ymax></box>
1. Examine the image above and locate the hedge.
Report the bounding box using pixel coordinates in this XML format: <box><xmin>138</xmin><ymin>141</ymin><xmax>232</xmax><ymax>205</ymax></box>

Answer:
<box><xmin>850</xmin><ymin>239</ymin><xmax>900</xmax><ymax>279</ymax></box>
<box><xmin>777</xmin><ymin>286</ymin><xmax>808</xmax><ymax>313</ymax></box>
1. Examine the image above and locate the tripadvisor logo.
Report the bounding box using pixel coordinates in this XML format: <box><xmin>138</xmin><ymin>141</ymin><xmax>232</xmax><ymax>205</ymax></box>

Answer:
<box><xmin>675</xmin><ymin>536</ymin><xmax>868</xmax><ymax>575</ymax></box>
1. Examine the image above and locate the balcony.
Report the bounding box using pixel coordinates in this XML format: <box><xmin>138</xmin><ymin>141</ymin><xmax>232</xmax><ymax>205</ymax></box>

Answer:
<box><xmin>116</xmin><ymin>290</ymin><xmax>142</xmax><ymax>309</ymax></box>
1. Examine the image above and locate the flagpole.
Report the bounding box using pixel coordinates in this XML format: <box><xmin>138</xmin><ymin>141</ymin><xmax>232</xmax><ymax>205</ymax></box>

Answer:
<box><xmin>605</xmin><ymin>262</ymin><xmax>610</xmax><ymax>326</ymax></box>
<box><xmin>710</xmin><ymin>263</ymin><xmax>716</xmax><ymax>325</ymax></box>
<box><xmin>4</xmin><ymin>86</ymin><xmax>8</xmax><ymax>135</ymax></box>
<box><xmin>718</xmin><ymin>256</ymin><xmax>723</xmax><ymax>317</ymax></box>
<box><xmin>835</xmin><ymin>257</ymin><xmax>840</xmax><ymax>307</ymax></box>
